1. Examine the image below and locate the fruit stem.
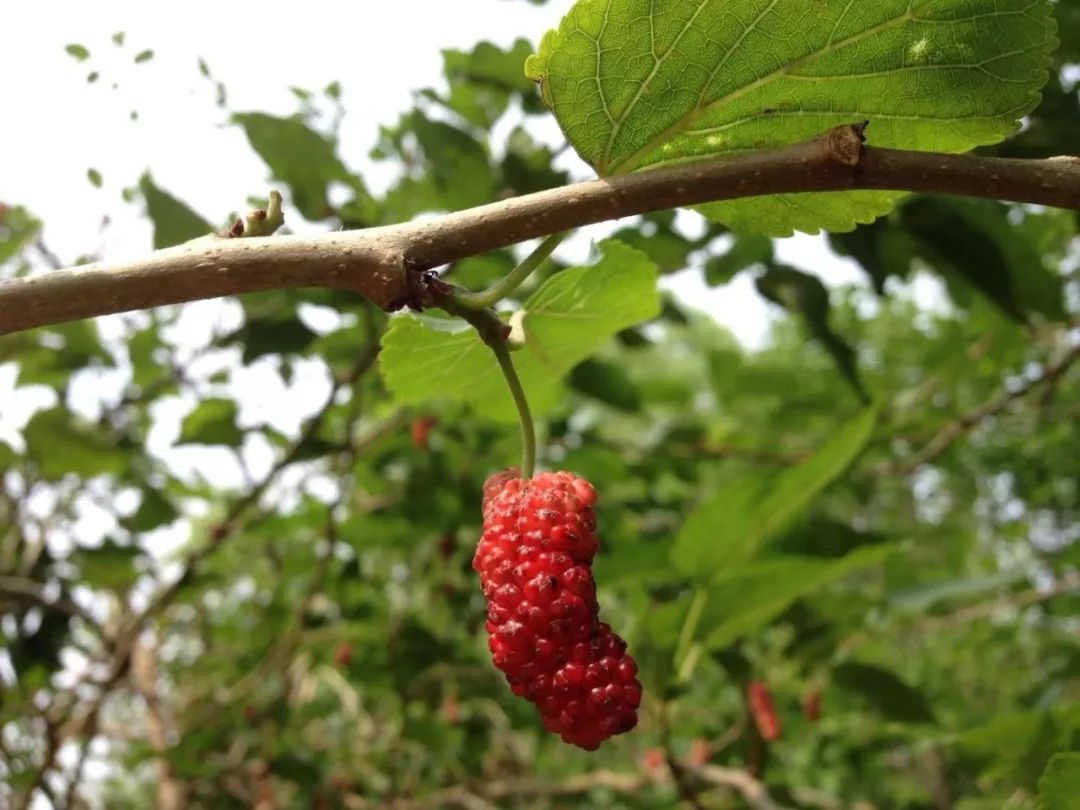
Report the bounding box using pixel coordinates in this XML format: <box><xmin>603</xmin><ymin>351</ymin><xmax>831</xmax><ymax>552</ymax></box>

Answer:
<box><xmin>491</xmin><ymin>337</ymin><xmax>536</xmax><ymax>478</ymax></box>
<box><xmin>454</xmin><ymin>232</ymin><xmax>566</xmax><ymax>310</ymax></box>
<box><xmin>441</xmin><ymin>301</ymin><xmax>537</xmax><ymax>479</ymax></box>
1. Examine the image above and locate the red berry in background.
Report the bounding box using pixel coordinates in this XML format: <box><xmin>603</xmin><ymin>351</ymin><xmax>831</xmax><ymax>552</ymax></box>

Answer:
<box><xmin>442</xmin><ymin>693</ymin><xmax>460</xmax><ymax>725</ymax></box>
<box><xmin>802</xmin><ymin>689</ymin><xmax>821</xmax><ymax>723</ymax></box>
<box><xmin>410</xmin><ymin>416</ymin><xmax>436</xmax><ymax>450</ymax></box>
<box><xmin>475</xmin><ymin>469</ymin><xmax>642</xmax><ymax>750</ymax></box>
<box><xmin>747</xmin><ymin>680</ymin><xmax>781</xmax><ymax>742</ymax></box>
<box><xmin>333</xmin><ymin>642</ymin><xmax>352</xmax><ymax>668</ymax></box>
<box><xmin>640</xmin><ymin>748</ymin><xmax>665</xmax><ymax>773</ymax></box>
<box><xmin>687</xmin><ymin>736</ymin><xmax>710</xmax><ymax>767</ymax></box>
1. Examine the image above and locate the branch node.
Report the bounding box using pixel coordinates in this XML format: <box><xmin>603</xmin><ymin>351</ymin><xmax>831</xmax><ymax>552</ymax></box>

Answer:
<box><xmin>221</xmin><ymin>190</ymin><xmax>285</xmax><ymax>239</ymax></box>
<box><xmin>824</xmin><ymin>122</ymin><xmax>868</xmax><ymax>167</ymax></box>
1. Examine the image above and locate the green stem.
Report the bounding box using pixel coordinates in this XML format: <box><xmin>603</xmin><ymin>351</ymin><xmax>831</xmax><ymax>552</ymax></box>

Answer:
<box><xmin>455</xmin><ymin>232</ymin><xmax>566</xmax><ymax>310</ymax></box>
<box><xmin>442</xmin><ymin>301</ymin><xmax>537</xmax><ymax>479</ymax></box>
<box><xmin>491</xmin><ymin>338</ymin><xmax>536</xmax><ymax>478</ymax></box>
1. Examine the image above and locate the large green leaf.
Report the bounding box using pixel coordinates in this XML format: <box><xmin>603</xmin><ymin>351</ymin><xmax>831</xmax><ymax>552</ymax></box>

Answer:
<box><xmin>700</xmin><ymin>544</ymin><xmax>896</xmax><ymax>649</ymax></box>
<box><xmin>379</xmin><ymin>240</ymin><xmax>659</xmax><ymax>421</ymax></box>
<box><xmin>1038</xmin><ymin>753</ymin><xmax>1080</xmax><ymax>810</ymax></box>
<box><xmin>672</xmin><ymin>407</ymin><xmax>877</xmax><ymax>579</ymax></box>
<box><xmin>527</xmin><ymin>0</ymin><xmax>1055</xmax><ymax>235</ymax></box>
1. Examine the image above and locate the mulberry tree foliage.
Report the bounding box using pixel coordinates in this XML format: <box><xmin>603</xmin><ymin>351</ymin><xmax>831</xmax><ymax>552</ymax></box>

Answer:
<box><xmin>1</xmin><ymin>0</ymin><xmax>1079</xmax><ymax>807</ymax></box>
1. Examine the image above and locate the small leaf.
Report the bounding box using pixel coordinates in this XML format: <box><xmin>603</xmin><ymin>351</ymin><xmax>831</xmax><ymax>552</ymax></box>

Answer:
<box><xmin>125</xmin><ymin>487</ymin><xmax>179</xmax><ymax>532</ymax></box>
<box><xmin>704</xmin><ymin>235</ymin><xmax>773</xmax><ymax>286</ymax></box>
<box><xmin>87</xmin><ymin>168</ymin><xmax>103</xmax><ymax>188</ymax></box>
<box><xmin>178</xmin><ymin>399</ymin><xmax>243</xmax><ymax>446</ymax></box>
<box><xmin>65</xmin><ymin>44</ymin><xmax>90</xmax><ymax>61</ymax></box>
<box><xmin>233</xmin><ymin>112</ymin><xmax>364</xmax><ymax>220</ymax></box>
<box><xmin>23</xmin><ymin>408</ymin><xmax>126</xmax><ymax>480</ymax></box>
<box><xmin>755</xmin><ymin>265</ymin><xmax>868</xmax><ymax>401</ymax></box>
<box><xmin>1038</xmin><ymin>753</ymin><xmax>1080</xmax><ymax>810</ymax></box>
<box><xmin>70</xmin><ymin>542</ymin><xmax>141</xmax><ymax>593</ymax></box>
<box><xmin>672</xmin><ymin>407</ymin><xmax>877</xmax><ymax>579</ymax></box>
<box><xmin>140</xmin><ymin>174</ymin><xmax>212</xmax><ymax>249</ymax></box>
<box><xmin>380</xmin><ymin>240</ymin><xmax>659</xmax><ymax>422</ymax></box>
<box><xmin>569</xmin><ymin>359</ymin><xmax>642</xmax><ymax>412</ymax></box>
<box><xmin>133</xmin><ymin>49</ymin><xmax>154</xmax><ymax>64</ymax></box>
<box><xmin>221</xmin><ymin>309</ymin><xmax>317</xmax><ymax>364</ymax></box>
<box><xmin>112</xmin><ymin>31</ymin><xmax>125</xmax><ymax>46</ymax></box>
<box><xmin>833</xmin><ymin>661</ymin><xmax>937</xmax><ymax>724</ymax></box>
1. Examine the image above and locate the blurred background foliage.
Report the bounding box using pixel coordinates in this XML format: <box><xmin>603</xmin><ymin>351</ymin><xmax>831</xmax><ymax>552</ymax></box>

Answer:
<box><xmin>1</xmin><ymin>0</ymin><xmax>1079</xmax><ymax>807</ymax></box>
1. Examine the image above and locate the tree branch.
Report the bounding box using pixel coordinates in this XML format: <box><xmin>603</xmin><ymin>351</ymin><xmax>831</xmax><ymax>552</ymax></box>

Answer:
<box><xmin>880</xmin><ymin>340</ymin><xmax>1080</xmax><ymax>476</ymax></box>
<box><xmin>3</xmin><ymin>123</ymin><xmax>1080</xmax><ymax>336</ymax></box>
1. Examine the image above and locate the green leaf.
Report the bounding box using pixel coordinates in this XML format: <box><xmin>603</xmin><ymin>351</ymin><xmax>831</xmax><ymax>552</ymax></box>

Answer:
<box><xmin>900</xmin><ymin>197</ymin><xmax>1066</xmax><ymax>323</ymax></box>
<box><xmin>528</xmin><ymin>0</ymin><xmax>1055</xmax><ymax>235</ymax></box>
<box><xmin>140</xmin><ymin>174</ymin><xmax>212</xmax><ymax>249</ymax></box>
<box><xmin>178</xmin><ymin>399</ymin><xmax>243</xmax><ymax>446</ymax></box>
<box><xmin>409</xmin><ymin>112</ymin><xmax>496</xmax><ymax>210</ymax></box>
<box><xmin>1038</xmin><ymin>753</ymin><xmax>1080</xmax><ymax>810</ymax></box>
<box><xmin>64</xmin><ymin>44</ymin><xmax>90</xmax><ymax>61</ymax></box>
<box><xmin>125</xmin><ymin>487</ymin><xmax>179</xmax><ymax>532</ymax></box>
<box><xmin>70</xmin><ymin>542</ymin><xmax>141</xmax><ymax>593</ymax></box>
<box><xmin>704</xmin><ymin>234</ymin><xmax>773</xmax><ymax>286</ymax></box>
<box><xmin>755</xmin><ymin>264</ymin><xmax>868</xmax><ymax>401</ymax></box>
<box><xmin>440</xmin><ymin>39</ymin><xmax>537</xmax><ymax>128</ymax></box>
<box><xmin>87</xmin><ymin>168</ymin><xmax>103</xmax><ymax>188</ymax></box>
<box><xmin>701</xmin><ymin>544</ymin><xmax>895</xmax><ymax>649</ymax></box>
<box><xmin>672</xmin><ymin>407</ymin><xmax>877</xmax><ymax>579</ymax></box>
<box><xmin>133</xmin><ymin>49</ymin><xmax>154</xmax><ymax>64</ymax></box>
<box><xmin>380</xmin><ymin>240</ymin><xmax>660</xmax><ymax>422</ymax></box>
<box><xmin>221</xmin><ymin>308</ymin><xmax>317</xmax><ymax>364</ymax></box>
<box><xmin>0</xmin><ymin>205</ymin><xmax>41</xmax><ymax>265</ymax></box>
<box><xmin>233</xmin><ymin>112</ymin><xmax>362</xmax><ymax>220</ymax></box>
<box><xmin>569</xmin><ymin>359</ymin><xmax>642</xmax><ymax>411</ymax></box>
<box><xmin>23</xmin><ymin>408</ymin><xmax>126</xmax><ymax>480</ymax></box>
<box><xmin>833</xmin><ymin>661</ymin><xmax>937</xmax><ymax>723</ymax></box>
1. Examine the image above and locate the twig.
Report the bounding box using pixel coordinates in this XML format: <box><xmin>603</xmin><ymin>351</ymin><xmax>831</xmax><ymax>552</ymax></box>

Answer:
<box><xmin>0</xmin><ymin>575</ymin><xmax>102</xmax><ymax>632</ymax></box>
<box><xmin>341</xmin><ymin>758</ymin><xmax>792</xmax><ymax>809</ymax></box>
<box><xmin>918</xmin><ymin>571</ymin><xmax>1080</xmax><ymax>633</ymax></box>
<box><xmin>12</xmin><ymin>346</ymin><xmax>381</xmax><ymax>806</ymax></box>
<box><xmin>880</xmin><ymin>341</ymin><xmax>1080</xmax><ymax>476</ymax></box>
<box><xmin>5</xmin><ymin>124</ymin><xmax>1080</xmax><ymax>335</ymax></box>
<box><xmin>131</xmin><ymin>637</ymin><xmax>187</xmax><ymax>810</ymax></box>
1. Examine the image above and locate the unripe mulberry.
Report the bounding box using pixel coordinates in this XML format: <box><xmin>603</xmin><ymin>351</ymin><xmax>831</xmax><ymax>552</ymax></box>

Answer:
<box><xmin>475</xmin><ymin>469</ymin><xmax>641</xmax><ymax>750</ymax></box>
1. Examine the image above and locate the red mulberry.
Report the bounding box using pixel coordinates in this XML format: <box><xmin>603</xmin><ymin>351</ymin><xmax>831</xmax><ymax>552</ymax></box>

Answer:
<box><xmin>747</xmin><ymin>680</ymin><xmax>781</xmax><ymax>741</ymax></box>
<box><xmin>474</xmin><ymin>469</ymin><xmax>641</xmax><ymax>750</ymax></box>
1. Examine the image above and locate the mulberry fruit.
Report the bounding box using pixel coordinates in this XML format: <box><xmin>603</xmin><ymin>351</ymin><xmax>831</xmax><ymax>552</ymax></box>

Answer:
<box><xmin>474</xmin><ymin>469</ymin><xmax>641</xmax><ymax>750</ymax></box>
<box><xmin>747</xmin><ymin>680</ymin><xmax>781</xmax><ymax>741</ymax></box>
